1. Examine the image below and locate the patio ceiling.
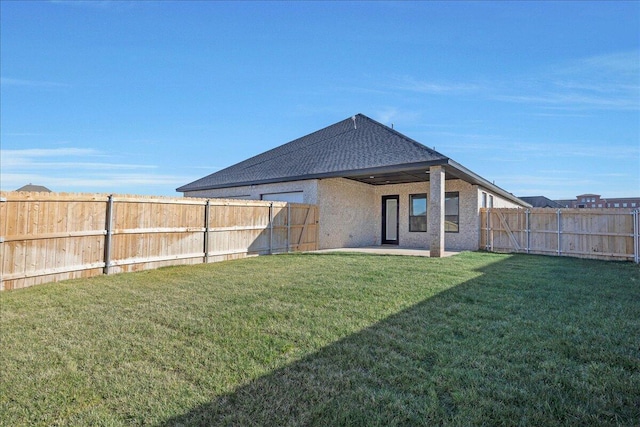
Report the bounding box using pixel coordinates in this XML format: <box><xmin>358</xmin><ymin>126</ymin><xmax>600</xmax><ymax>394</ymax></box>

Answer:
<box><xmin>343</xmin><ymin>163</ymin><xmax>474</xmax><ymax>186</ymax></box>
<box><xmin>340</xmin><ymin>160</ymin><xmax>529</xmax><ymax>208</ymax></box>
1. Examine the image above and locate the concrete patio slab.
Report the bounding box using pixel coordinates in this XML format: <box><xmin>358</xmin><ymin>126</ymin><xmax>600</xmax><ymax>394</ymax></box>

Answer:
<box><xmin>314</xmin><ymin>246</ymin><xmax>460</xmax><ymax>257</ymax></box>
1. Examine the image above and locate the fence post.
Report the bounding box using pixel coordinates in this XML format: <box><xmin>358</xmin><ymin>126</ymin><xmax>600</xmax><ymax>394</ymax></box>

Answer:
<box><xmin>103</xmin><ymin>194</ymin><xmax>114</xmax><ymax>275</ymax></box>
<box><xmin>287</xmin><ymin>203</ymin><xmax>291</xmax><ymax>253</ymax></box>
<box><xmin>269</xmin><ymin>202</ymin><xmax>273</xmax><ymax>255</ymax></box>
<box><xmin>525</xmin><ymin>209</ymin><xmax>530</xmax><ymax>254</ymax></box>
<box><xmin>556</xmin><ymin>209</ymin><xmax>562</xmax><ymax>257</ymax></box>
<box><xmin>631</xmin><ymin>209</ymin><xmax>640</xmax><ymax>264</ymax></box>
<box><xmin>488</xmin><ymin>208</ymin><xmax>493</xmax><ymax>251</ymax></box>
<box><xmin>0</xmin><ymin>197</ymin><xmax>5</xmax><ymax>290</ymax></box>
<box><xmin>204</xmin><ymin>200</ymin><xmax>210</xmax><ymax>264</ymax></box>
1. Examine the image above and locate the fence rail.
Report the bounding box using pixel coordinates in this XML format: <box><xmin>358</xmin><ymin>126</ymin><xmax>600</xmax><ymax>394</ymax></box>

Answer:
<box><xmin>0</xmin><ymin>192</ymin><xmax>318</xmax><ymax>290</ymax></box>
<box><xmin>480</xmin><ymin>208</ymin><xmax>640</xmax><ymax>263</ymax></box>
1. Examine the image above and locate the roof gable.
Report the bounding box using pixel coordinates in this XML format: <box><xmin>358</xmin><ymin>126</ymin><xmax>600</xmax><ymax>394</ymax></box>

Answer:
<box><xmin>177</xmin><ymin>114</ymin><xmax>448</xmax><ymax>192</ymax></box>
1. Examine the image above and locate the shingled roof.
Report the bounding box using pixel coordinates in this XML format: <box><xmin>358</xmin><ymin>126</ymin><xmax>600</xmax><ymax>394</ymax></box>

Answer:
<box><xmin>178</xmin><ymin>114</ymin><xmax>448</xmax><ymax>192</ymax></box>
<box><xmin>177</xmin><ymin>114</ymin><xmax>528</xmax><ymax>207</ymax></box>
<box><xmin>519</xmin><ymin>196</ymin><xmax>563</xmax><ymax>208</ymax></box>
<box><xmin>16</xmin><ymin>184</ymin><xmax>52</xmax><ymax>192</ymax></box>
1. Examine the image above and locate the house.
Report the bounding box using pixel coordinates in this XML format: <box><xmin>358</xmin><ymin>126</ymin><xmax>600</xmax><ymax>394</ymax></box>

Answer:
<box><xmin>177</xmin><ymin>114</ymin><xmax>529</xmax><ymax>256</ymax></box>
<box><xmin>16</xmin><ymin>183</ymin><xmax>52</xmax><ymax>192</ymax></box>
<box><xmin>555</xmin><ymin>194</ymin><xmax>640</xmax><ymax>209</ymax></box>
<box><xmin>519</xmin><ymin>196</ymin><xmax>563</xmax><ymax>208</ymax></box>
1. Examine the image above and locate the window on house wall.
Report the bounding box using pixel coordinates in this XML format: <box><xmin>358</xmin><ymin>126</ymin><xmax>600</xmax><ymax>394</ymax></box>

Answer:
<box><xmin>489</xmin><ymin>195</ymin><xmax>494</xmax><ymax>208</ymax></box>
<box><xmin>445</xmin><ymin>192</ymin><xmax>459</xmax><ymax>233</ymax></box>
<box><xmin>409</xmin><ymin>194</ymin><xmax>427</xmax><ymax>232</ymax></box>
<box><xmin>481</xmin><ymin>192</ymin><xmax>487</xmax><ymax>208</ymax></box>
<box><xmin>260</xmin><ymin>191</ymin><xmax>304</xmax><ymax>203</ymax></box>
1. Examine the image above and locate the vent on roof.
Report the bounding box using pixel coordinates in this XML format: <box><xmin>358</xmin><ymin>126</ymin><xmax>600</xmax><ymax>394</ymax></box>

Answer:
<box><xmin>351</xmin><ymin>115</ymin><xmax>357</xmax><ymax>129</ymax></box>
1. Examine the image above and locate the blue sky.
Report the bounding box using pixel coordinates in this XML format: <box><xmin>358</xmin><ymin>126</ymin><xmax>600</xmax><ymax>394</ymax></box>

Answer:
<box><xmin>1</xmin><ymin>1</ymin><xmax>638</xmax><ymax>199</ymax></box>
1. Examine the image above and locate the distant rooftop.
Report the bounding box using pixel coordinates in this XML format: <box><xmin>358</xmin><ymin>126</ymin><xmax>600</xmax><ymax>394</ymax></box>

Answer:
<box><xmin>519</xmin><ymin>196</ymin><xmax>563</xmax><ymax>208</ymax></box>
<box><xmin>16</xmin><ymin>183</ymin><xmax>52</xmax><ymax>192</ymax></box>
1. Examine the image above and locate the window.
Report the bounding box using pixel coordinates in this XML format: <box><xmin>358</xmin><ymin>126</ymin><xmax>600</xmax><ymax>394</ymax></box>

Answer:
<box><xmin>261</xmin><ymin>191</ymin><xmax>304</xmax><ymax>203</ymax></box>
<box><xmin>409</xmin><ymin>194</ymin><xmax>427</xmax><ymax>232</ymax></box>
<box><xmin>445</xmin><ymin>192</ymin><xmax>459</xmax><ymax>233</ymax></box>
<box><xmin>623</xmin><ymin>203</ymin><xmax>628</xmax><ymax>208</ymax></box>
<box><xmin>481</xmin><ymin>192</ymin><xmax>487</xmax><ymax>208</ymax></box>
<box><xmin>489</xmin><ymin>195</ymin><xmax>494</xmax><ymax>208</ymax></box>
<box><xmin>614</xmin><ymin>203</ymin><xmax>620</xmax><ymax>208</ymax></box>
<box><xmin>632</xmin><ymin>203</ymin><xmax>637</xmax><ymax>207</ymax></box>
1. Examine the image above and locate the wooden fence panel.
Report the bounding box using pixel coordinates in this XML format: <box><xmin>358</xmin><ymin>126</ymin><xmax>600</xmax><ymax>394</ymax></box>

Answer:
<box><xmin>109</xmin><ymin>197</ymin><xmax>206</xmax><ymax>274</ymax></box>
<box><xmin>480</xmin><ymin>208</ymin><xmax>639</xmax><ymax>262</ymax></box>
<box><xmin>0</xmin><ymin>192</ymin><xmax>319</xmax><ymax>290</ymax></box>
<box><xmin>0</xmin><ymin>192</ymin><xmax>109</xmax><ymax>290</ymax></box>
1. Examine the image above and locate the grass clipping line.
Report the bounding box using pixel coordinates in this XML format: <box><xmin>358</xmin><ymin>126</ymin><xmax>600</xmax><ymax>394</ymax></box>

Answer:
<box><xmin>1</xmin><ymin>252</ymin><xmax>639</xmax><ymax>426</ymax></box>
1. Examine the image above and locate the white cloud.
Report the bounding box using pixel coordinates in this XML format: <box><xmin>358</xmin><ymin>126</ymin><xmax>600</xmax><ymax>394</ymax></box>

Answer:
<box><xmin>1</xmin><ymin>148</ymin><xmax>103</xmax><ymax>168</ymax></box>
<box><xmin>49</xmin><ymin>0</ymin><xmax>137</xmax><ymax>10</ymax></box>
<box><xmin>498</xmin><ymin>51</ymin><xmax>640</xmax><ymax>111</ymax></box>
<box><xmin>391</xmin><ymin>76</ymin><xmax>481</xmax><ymax>94</ymax></box>
<box><xmin>374</xmin><ymin>108</ymin><xmax>422</xmax><ymax>127</ymax></box>
<box><xmin>1</xmin><ymin>173</ymin><xmax>195</xmax><ymax>191</ymax></box>
<box><xmin>388</xmin><ymin>51</ymin><xmax>639</xmax><ymax>111</ymax></box>
<box><xmin>0</xmin><ymin>147</ymin><xmax>195</xmax><ymax>195</ymax></box>
<box><xmin>0</xmin><ymin>77</ymin><xmax>69</xmax><ymax>88</ymax></box>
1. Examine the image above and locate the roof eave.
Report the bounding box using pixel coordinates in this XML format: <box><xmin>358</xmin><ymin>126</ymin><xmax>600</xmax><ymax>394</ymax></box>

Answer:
<box><xmin>177</xmin><ymin>160</ymin><xmax>449</xmax><ymax>193</ymax></box>
<box><xmin>445</xmin><ymin>159</ymin><xmax>531</xmax><ymax>208</ymax></box>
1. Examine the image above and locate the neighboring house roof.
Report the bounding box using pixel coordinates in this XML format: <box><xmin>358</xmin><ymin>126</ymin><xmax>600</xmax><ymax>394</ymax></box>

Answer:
<box><xmin>178</xmin><ymin>114</ymin><xmax>529</xmax><ymax>207</ymax></box>
<box><xmin>519</xmin><ymin>196</ymin><xmax>564</xmax><ymax>208</ymax></box>
<box><xmin>16</xmin><ymin>184</ymin><xmax>52</xmax><ymax>192</ymax></box>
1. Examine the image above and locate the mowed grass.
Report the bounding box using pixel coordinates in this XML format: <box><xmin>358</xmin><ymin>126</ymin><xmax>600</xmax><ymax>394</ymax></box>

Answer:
<box><xmin>1</xmin><ymin>252</ymin><xmax>639</xmax><ymax>426</ymax></box>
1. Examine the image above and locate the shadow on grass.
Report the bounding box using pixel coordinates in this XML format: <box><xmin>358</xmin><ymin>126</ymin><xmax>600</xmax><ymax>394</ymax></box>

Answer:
<box><xmin>161</xmin><ymin>255</ymin><xmax>639</xmax><ymax>426</ymax></box>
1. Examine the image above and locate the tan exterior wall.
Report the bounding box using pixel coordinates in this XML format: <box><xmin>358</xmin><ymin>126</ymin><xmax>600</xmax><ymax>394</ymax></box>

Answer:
<box><xmin>183</xmin><ymin>177</ymin><xmax>526</xmax><ymax>252</ymax></box>
<box><xmin>374</xmin><ymin>179</ymin><xmax>478</xmax><ymax>251</ymax></box>
<box><xmin>315</xmin><ymin>178</ymin><xmax>376</xmax><ymax>249</ymax></box>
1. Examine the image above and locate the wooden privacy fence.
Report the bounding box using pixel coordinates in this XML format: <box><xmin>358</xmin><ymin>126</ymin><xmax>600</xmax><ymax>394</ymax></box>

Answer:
<box><xmin>0</xmin><ymin>192</ymin><xmax>319</xmax><ymax>291</ymax></box>
<box><xmin>480</xmin><ymin>208</ymin><xmax>640</xmax><ymax>263</ymax></box>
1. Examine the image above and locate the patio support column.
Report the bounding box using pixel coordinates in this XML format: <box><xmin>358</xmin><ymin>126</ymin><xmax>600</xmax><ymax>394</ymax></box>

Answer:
<box><xmin>429</xmin><ymin>165</ymin><xmax>445</xmax><ymax>257</ymax></box>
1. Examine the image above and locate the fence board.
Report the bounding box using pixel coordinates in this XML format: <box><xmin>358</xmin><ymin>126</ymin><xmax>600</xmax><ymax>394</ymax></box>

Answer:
<box><xmin>0</xmin><ymin>192</ymin><xmax>318</xmax><ymax>290</ymax></box>
<box><xmin>480</xmin><ymin>208</ymin><xmax>639</xmax><ymax>262</ymax></box>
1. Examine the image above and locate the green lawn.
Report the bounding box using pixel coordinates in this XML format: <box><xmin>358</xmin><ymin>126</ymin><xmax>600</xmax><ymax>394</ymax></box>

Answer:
<box><xmin>1</xmin><ymin>252</ymin><xmax>638</xmax><ymax>426</ymax></box>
